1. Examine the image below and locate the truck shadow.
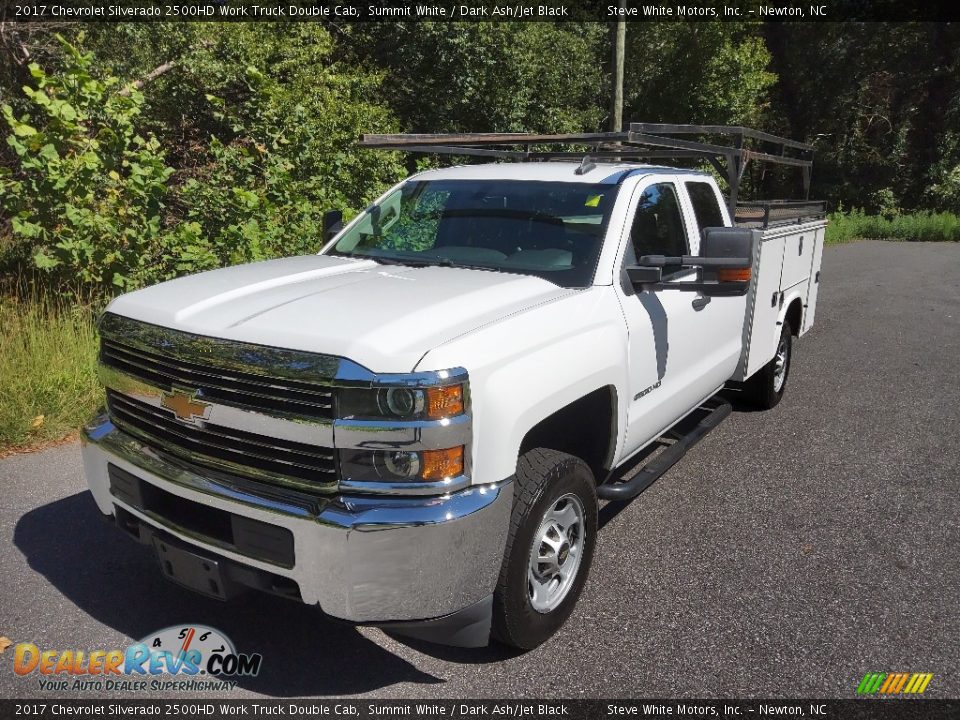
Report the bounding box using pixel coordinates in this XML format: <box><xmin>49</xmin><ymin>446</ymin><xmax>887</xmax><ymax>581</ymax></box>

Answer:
<box><xmin>718</xmin><ymin>387</ymin><xmax>765</xmax><ymax>413</ymax></box>
<box><xmin>381</xmin><ymin>630</ymin><xmax>524</xmax><ymax>664</ymax></box>
<box><xmin>13</xmin><ymin>492</ymin><xmax>446</xmax><ymax>697</ymax></box>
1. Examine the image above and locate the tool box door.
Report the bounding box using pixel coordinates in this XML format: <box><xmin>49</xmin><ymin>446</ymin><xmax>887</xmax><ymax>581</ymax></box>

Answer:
<box><xmin>802</xmin><ymin>226</ymin><xmax>825</xmax><ymax>334</ymax></box>
<box><xmin>744</xmin><ymin>235</ymin><xmax>786</xmax><ymax>379</ymax></box>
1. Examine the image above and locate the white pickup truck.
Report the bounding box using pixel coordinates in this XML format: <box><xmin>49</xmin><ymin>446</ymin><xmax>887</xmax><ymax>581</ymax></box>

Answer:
<box><xmin>82</xmin><ymin>126</ymin><xmax>826</xmax><ymax>649</ymax></box>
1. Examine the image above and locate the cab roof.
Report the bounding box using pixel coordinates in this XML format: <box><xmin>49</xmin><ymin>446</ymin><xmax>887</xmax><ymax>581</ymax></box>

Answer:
<box><xmin>412</xmin><ymin>161</ymin><xmax>710</xmax><ymax>185</ymax></box>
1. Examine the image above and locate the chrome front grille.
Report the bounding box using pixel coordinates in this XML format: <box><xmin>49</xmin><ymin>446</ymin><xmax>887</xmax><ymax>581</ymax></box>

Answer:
<box><xmin>107</xmin><ymin>390</ymin><xmax>336</xmax><ymax>487</ymax></box>
<box><xmin>95</xmin><ymin>313</ymin><xmax>472</xmax><ymax>497</ymax></box>
<box><xmin>100</xmin><ymin>338</ymin><xmax>333</xmax><ymax>420</ymax></box>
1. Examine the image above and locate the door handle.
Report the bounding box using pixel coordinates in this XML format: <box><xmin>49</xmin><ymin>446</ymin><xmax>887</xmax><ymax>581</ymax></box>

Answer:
<box><xmin>692</xmin><ymin>296</ymin><xmax>711</xmax><ymax>311</ymax></box>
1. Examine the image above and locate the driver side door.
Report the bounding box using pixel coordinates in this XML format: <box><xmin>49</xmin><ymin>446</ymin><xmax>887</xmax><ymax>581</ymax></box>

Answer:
<box><xmin>615</xmin><ymin>178</ymin><xmax>741</xmax><ymax>457</ymax></box>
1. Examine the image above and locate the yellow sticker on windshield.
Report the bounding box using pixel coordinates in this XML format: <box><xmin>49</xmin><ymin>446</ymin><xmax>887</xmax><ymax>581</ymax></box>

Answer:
<box><xmin>584</xmin><ymin>194</ymin><xmax>602</xmax><ymax>208</ymax></box>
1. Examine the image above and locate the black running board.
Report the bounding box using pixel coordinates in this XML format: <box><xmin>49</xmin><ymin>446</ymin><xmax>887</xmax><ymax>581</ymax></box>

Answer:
<box><xmin>597</xmin><ymin>397</ymin><xmax>732</xmax><ymax>501</ymax></box>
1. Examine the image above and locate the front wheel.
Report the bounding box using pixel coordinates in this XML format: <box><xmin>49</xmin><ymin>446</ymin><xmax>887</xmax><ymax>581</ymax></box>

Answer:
<box><xmin>746</xmin><ymin>321</ymin><xmax>793</xmax><ymax>409</ymax></box>
<box><xmin>492</xmin><ymin>448</ymin><xmax>597</xmax><ymax>650</ymax></box>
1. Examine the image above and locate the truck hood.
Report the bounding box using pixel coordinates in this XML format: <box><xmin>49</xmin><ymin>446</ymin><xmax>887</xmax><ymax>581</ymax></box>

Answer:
<box><xmin>106</xmin><ymin>255</ymin><xmax>573</xmax><ymax>373</ymax></box>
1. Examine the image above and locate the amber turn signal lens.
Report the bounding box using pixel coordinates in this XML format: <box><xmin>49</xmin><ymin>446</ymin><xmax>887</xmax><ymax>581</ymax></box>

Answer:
<box><xmin>421</xmin><ymin>446</ymin><xmax>464</xmax><ymax>480</ymax></box>
<box><xmin>425</xmin><ymin>384</ymin><xmax>464</xmax><ymax>418</ymax></box>
<box><xmin>717</xmin><ymin>267</ymin><xmax>752</xmax><ymax>283</ymax></box>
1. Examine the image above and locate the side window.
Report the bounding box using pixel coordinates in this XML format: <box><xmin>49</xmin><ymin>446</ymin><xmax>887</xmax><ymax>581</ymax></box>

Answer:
<box><xmin>686</xmin><ymin>181</ymin><xmax>725</xmax><ymax>232</ymax></box>
<box><xmin>630</xmin><ymin>183</ymin><xmax>689</xmax><ymax>274</ymax></box>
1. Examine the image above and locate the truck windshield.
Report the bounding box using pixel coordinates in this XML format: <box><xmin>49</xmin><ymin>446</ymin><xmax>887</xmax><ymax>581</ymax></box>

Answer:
<box><xmin>325</xmin><ymin>180</ymin><xmax>620</xmax><ymax>288</ymax></box>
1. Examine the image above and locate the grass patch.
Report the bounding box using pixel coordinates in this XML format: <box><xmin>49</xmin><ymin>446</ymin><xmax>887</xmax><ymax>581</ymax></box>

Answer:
<box><xmin>0</xmin><ymin>298</ymin><xmax>100</xmax><ymax>451</ymax></box>
<box><xmin>826</xmin><ymin>209</ymin><xmax>960</xmax><ymax>244</ymax></box>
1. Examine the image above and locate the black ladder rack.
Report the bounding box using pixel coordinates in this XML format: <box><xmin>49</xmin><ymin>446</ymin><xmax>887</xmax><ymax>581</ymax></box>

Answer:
<box><xmin>359</xmin><ymin>123</ymin><xmax>816</xmax><ymax>218</ymax></box>
<box><xmin>736</xmin><ymin>200</ymin><xmax>827</xmax><ymax>229</ymax></box>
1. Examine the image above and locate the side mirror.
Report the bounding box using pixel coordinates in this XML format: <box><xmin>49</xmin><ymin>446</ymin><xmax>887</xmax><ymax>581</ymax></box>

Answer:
<box><xmin>626</xmin><ymin>228</ymin><xmax>759</xmax><ymax>296</ymax></box>
<box><xmin>323</xmin><ymin>209</ymin><xmax>344</xmax><ymax>242</ymax></box>
<box><xmin>700</xmin><ymin>227</ymin><xmax>754</xmax><ymax>264</ymax></box>
<box><xmin>698</xmin><ymin>227</ymin><xmax>757</xmax><ymax>296</ymax></box>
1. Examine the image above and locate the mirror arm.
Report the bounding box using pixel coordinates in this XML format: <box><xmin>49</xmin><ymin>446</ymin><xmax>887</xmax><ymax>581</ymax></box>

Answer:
<box><xmin>638</xmin><ymin>254</ymin><xmax>751</xmax><ymax>269</ymax></box>
<box><xmin>647</xmin><ymin>280</ymin><xmax>750</xmax><ymax>297</ymax></box>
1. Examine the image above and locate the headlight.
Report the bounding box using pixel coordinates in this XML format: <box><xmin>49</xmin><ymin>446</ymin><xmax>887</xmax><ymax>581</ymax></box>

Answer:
<box><xmin>383</xmin><ymin>449</ymin><xmax>421</xmax><ymax>478</ymax></box>
<box><xmin>383</xmin><ymin>387</ymin><xmax>424</xmax><ymax>417</ymax></box>
<box><xmin>338</xmin><ymin>383</ymin><xmax>465</xmax><ymax>420</ymax></box>
<box><xmin>339</xmin><ymin>446</ymin><xmax>465</xmax><ymax>482</ymax></box>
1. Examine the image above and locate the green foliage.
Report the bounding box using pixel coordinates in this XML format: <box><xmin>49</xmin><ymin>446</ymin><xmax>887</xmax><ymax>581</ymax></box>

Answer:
<box><xmin>3</xmin><ymin>21</ymin><xmax>960</xmax><ymax>452</ymax></box>
<box><xmin>0</xmin><ymin>36</ymin><xmax>175</xmax><ymax>290</ymax></box>
<box><xmin>767</xmin><ymin>23</ymin><xmax>960</xmax><ymax>211</ymax></box>
<box><xmin>624</xmin><ymin>24</ymin><xmax>776</xmax><ymax>127</ymax></box>
<box><xmin>166</xmin><ymin>25</ymin><xmax>404</xmax><ymax>264</ymax></box>
<box><xmin>826</xmin><ymin>208</ymin><xmax>960</xmax><ymax>244</ymax></box>
<box><xmin>924</xmin><ymin>128</ymin><xmax>960</xmax><ymax>213</ymax></box>
<box><xmin>0</xmin><ymin>27</ymin><xmax>405</xmax><ymax>293</ymax></box>
<box><xmin>926</xmin><ymin>163</ymin><xmax>960</xmax><ymax>213</ymax></box>
<box><xmin>0</xmin><ymin>297</ymin><xmax>100</xmax><ymax>449</ymax></box>
<box><xmin>342</xmin><ymin>23</ymin><xmax>606</xmax><ymax>134</ymax></box>
<box><xmin>870</xmin><ymin>188</ymin><xmax>901</xmax><ymax>219</ymax></box>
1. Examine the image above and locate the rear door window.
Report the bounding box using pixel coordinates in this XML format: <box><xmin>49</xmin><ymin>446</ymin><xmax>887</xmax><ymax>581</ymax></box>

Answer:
<box><xmin>686</xmin><ymin>181</ymin><xmax>725</xmax><ymax>232</ymax></box>
<box><xmin>629</xmin><ymin>182</ymin><xmax>689</xmax><ymax>277</ymax></box>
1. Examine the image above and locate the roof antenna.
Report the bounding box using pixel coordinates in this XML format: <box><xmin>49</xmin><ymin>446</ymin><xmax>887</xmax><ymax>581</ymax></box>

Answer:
<box><xmin>575</xmin><ymin>154</ymin><xmax>596</xmax><ymax>175</ymax></box>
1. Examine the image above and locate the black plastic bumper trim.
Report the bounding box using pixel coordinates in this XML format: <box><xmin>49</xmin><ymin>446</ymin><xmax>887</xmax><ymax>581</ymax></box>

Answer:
<box><xmin>109</xmin><ymin>505</ymin><xmax>302</xmax><ymax>602</ymax></box>
<box><xmin>372</xmin><ymin>595</ymin><xmax>494</xmax><ymax>648</ymax></box>
<box><xmin>108</xmin><ymin>463</ymin><xmax>295</xmax><ymax>568</ymax></box>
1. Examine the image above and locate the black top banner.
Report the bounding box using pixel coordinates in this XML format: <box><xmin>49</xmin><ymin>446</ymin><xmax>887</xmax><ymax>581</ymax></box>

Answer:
<box><xmin>3</xmin><ymin>0</ymin><xmax>960</xmax><ymax>23</ymax></box>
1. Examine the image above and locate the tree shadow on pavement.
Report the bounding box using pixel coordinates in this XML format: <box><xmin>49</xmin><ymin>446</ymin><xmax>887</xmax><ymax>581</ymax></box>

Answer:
<box><xmin>13</xmin><ymin>491</ymin><xmax>446</xmax><ymax>697</ymax></box>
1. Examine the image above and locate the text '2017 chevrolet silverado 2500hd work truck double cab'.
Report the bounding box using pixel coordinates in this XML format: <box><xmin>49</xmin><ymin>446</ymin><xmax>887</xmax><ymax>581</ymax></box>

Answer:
<box><xmin>82</xmin><ymin>125</ymin><xmax>827</xmax><ymax>649</ymax></box>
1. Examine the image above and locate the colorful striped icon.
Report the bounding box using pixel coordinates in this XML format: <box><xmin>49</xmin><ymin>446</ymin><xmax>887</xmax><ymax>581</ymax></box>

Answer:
<box><xmin>857</xmin><ymin>672</ymin><xmax>933</xmax><ymax>695</ymax></box>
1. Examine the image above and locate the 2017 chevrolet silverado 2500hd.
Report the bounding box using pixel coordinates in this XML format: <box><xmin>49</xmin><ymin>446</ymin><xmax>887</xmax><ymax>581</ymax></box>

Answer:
<box><xmin>82</xmin><ymin>125</ymin><xmax>827</xmax><ymax>650</ymax></box>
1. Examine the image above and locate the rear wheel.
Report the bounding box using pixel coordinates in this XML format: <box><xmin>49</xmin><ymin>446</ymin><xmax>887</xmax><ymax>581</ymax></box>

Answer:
<box><xmin>492</xmin><ymin>448</ymin><xmax>597</xmax><ymax>650</ymax></box>
<box><xmin>746</xmin><ymin>321</ymin><xmax>793</xmax><ymax>409</ymax></box>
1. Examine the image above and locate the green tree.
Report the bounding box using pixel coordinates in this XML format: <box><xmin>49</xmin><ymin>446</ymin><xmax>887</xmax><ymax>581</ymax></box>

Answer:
<box><xmin>1</xmin><ymin>25</ymin><xmax>407</xmax><ymax>295</ymax></box>
<box><xmin>623</xmin><ymin>24</ymin><xmax>776</xmax><ymax>127</ymax></box>
<box><xmin>765</xmin><ymin>23</ymin><xmax>960</xmax><ymax>211</ymax></box>
<box><xmin>151</xmin><ymin>24</ymin><xmax>405</xmax><ymax>262</ymax></box>
<box><xmin>341</xmin><ymin>23</ymin><xmax>606</xmax><ymax>134</ymax></box>
<box><xmin>0</xmin><ymin>36</ymin><xmax>174</xmax><ymax>290</ymax></box>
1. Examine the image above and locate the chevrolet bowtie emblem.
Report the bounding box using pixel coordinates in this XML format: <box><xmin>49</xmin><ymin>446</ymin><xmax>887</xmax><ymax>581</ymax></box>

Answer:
<box><xmin>160</xmin><ymin>389</ymin><xmax>211</xmax><ymax>424</ymax></box>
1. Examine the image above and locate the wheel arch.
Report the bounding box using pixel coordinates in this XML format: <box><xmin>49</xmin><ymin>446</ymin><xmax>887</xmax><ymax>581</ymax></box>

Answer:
<box><xmin>518</xmin><ymin>385</ymin><xmax>618</xmax><ymax>482</ymax></box>
<box><xmin>783</xmin><ymin>296</ymin><xmax>803</xmax><ymax>336</ymax></box>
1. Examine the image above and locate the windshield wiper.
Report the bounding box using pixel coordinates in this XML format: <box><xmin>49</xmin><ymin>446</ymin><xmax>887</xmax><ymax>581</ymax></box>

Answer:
<box><xmin>337</xmin><ymin>251</ymin><xmax>503</xmax><ymax>273</ymax></box>
<box><xmin>367</xmin><ymin>256</ymin><xmax>410</xmax><ymax>266</ymax></box>
<box><xmin>418</xmin><ymin>257</ymin><xmax>505</xmax><ymax>273</ymax></box>
<box><xmin>332</xmin><ymin>251</ymin><xmax>411</xmax><ymax>266</ymax></box>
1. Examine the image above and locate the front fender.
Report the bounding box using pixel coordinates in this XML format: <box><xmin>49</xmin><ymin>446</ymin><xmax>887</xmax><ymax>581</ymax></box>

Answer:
<box><xmin>416</xmin><ymin>287</ymin><xmax>629</xmax><ymax>485</ymax></box>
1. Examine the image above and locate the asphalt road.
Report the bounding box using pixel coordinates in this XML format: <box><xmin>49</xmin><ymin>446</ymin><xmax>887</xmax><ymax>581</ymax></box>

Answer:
<box><xmin>1</xmin><ymin>241</ymin><xmax>958</xmax><ymax>700</ymax></box>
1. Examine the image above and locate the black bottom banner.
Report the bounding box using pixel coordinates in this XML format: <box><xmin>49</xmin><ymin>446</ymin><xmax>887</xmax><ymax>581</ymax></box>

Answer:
<box><xmin>3</xmin><ymin>699</ymin><xmax>960</xmax><ymax>719</ymax></box>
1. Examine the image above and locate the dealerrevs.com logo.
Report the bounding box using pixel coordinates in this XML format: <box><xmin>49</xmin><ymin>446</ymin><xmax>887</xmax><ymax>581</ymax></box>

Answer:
<box><xmin>11</xmin><ymin>624</ymin><xmax>261</xmax><ymax>692</ymax></box>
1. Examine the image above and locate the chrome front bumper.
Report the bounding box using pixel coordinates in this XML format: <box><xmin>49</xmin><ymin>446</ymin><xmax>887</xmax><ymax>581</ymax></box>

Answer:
<box><xmin>81</xmin><ymin>413</ymin><xmax>512</xmax><ymax>624</ymax></box>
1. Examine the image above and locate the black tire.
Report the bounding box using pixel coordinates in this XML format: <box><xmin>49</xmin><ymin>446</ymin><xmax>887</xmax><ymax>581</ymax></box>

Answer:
<box><xmin>746</xmin><ymin>321</ymin><xmax>793</xmax><ymax>409</ymax></box>
<box><xmin>492</xmin><ymin>448</ymin><xmax>597</xmax><ymax>650</ymax></box>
